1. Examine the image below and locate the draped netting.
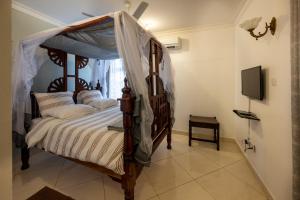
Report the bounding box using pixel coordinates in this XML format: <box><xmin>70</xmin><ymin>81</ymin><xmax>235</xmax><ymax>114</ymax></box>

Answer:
<box><xmin>12</xmin><ymin>11</ymin><xmax>175</xmax><ymax>163</ymax></box>
<box><xmin>91</xmin><ymin>59</ymin><xmax>125</xmax><ymax>99</ymax></box>
<box><xmin>91</xmin><ymin>59</ymin><xmax>111</xmax><ymax>98</ymax></box>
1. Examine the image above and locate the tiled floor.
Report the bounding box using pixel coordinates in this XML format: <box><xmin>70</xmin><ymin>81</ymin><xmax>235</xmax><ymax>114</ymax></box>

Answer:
<box><xmin>13</xmin><ymin>133</ymin><xmax>270</xmax><ymax>200</ymax></box>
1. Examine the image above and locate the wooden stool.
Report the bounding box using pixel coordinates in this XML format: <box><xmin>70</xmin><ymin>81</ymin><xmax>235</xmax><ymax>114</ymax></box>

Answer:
<box><xmin>189</xmin><ymin>115</ymin><xmax>220</xmax><ymax>150</ymax></box>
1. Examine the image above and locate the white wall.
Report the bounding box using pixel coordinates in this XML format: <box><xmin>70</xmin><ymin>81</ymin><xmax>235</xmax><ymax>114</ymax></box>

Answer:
<box><xmin>155</xmin><ymin>26</ymin><xmax>236</xmax><ymax>138</ymax></box>
<box><xmin>0</xmin><ymin>0</ymin><xmax>12</xmax><ymax>199</ymax></box>
<box><xmin>12</xmin><ymin>9</ymin><xmax>61</xmax><ymax>92</ymax></box>
<box><xmin>234</xmin><ymin>0</ymin><xmax>292</xmax><ymax>199</ymax></box>
<box><xmin>12</xmin><ymin>9</ymin><xmax>56</xmax><ymax>48</ymax></box>
<box><xmin>12</xmin><ymin>9</ymin><xmax>93</xmax><ymax>92</ymax></box>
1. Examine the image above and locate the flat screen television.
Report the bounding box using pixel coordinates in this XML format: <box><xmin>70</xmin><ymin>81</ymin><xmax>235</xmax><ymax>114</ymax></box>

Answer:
<box><xmin>241</xmin><ymin>66</ymin><xmax>264</xmax><ymax>100</ymax></box>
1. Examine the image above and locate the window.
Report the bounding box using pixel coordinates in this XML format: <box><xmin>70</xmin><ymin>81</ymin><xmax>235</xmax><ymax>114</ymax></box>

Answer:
<box><xmin>108</xmin><ymin>59</ymin><xmax>125</xmax><ymax>99</ymax></box>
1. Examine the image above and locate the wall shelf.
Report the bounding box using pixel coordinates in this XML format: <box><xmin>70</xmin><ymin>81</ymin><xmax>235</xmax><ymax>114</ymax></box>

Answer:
<box><xmin>233</xmin><ymin>110</ymin><xmax>260</xmax><ymax>121</ymax></box>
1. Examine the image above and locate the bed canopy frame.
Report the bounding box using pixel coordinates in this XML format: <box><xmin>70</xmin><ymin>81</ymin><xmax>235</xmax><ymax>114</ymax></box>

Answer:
<box><xmin>21</xmin><ymin>14</ymin><xmax>172</xmax><ymax>200</ymax></box>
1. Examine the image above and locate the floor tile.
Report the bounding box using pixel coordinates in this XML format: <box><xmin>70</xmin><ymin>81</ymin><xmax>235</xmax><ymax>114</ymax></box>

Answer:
<box><xmin>220</xmin><ymin>141</ymin><xmax>242</xmax><ymax>153</ymax></box>
<box><xmin>169</xmin><ymin>139</ymin><xmax>193</xmax><ymax>157</ymax></box>
<box><xmin>196</xmin><ymin>169</ymin><xmax>267</xmax><ymax>200</ymax></box>
<box><xmin>170</xmin><ymin>133</ymin><xmax>189</xmax><ymax>143</ymax></box>
<box><xmin>151</xmin><ymin>141</ymin><xmax>173</xmax><ymax>162</ymax></box>
<box><xmin>14</xmin><ymin>148</ymin><xmax>64</xmax><ymax>177</ymax></box>
<box><xmin>13</xmin><ymin>177</ymin><xmax>55</xmax><ymax>200</ymax></box>
<box><xmin>102</xmin><ymin>172</ymin><xmax>156</xmax><ymax>200</ymax></box>
<box><xmin>148</xmin><ymin>196</ymin><xmax>160</xmax><ymax>200</ymax></box>
<box><xmin>225</xmin><ymin>160</ymin><xmax>268</xmax><ymax>195</ymax></box>
<box><xmin>192</xmin><ymin>140</ymin><xmax>241</xmax><ymax>153</ymax></box>
<box><xmin>151</xmin><ymin>139</ymin><xmax>192</xmax><ymax>162</ymax></box>
<box><xmin>158</xmin><ymin>181</ymin><xmax>214</xmax><ymax>200</ymax></box>
<box><xmin>55</xmin><ymin>160</ymin><xmax>103</xmax><ymax>189</ymax></box>
<box><xmin>195</xmin><ymin>145</ymin><xmax>243</xmax><ymax>167</ymax></box>
<box><xmin>61</xmin><ymin>178</ymin><xmax>105</xmax><ymax>200</ymax></box>
<box><xmin>173</xmin><ymin>151</ymin><xmax>221</xmax><ymax>178</ymax></box>
<box><xmin>144</xmin><ymin>158</ymin><xmax>193</xmax><ymax>194</ymax></box>
<box><xmin>190</xmin><ymin>140</ymin><xmax>217</xmax><ymax>150</ymax></box>
<box><xmin>13</xmin><ymin>151</ymin><xmax>64</xmax><ymax>200</ymax></box>
<box><xmin>13</xmin><ymin>134</ymin><xmax>269</xmax><ymax>200</ymax></box>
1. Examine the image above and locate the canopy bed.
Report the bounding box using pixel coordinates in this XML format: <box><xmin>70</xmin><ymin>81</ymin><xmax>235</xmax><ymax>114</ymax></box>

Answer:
<box><xmin>12</xmin><ymin>11</ymin><xmax>175</xmax><ymax>200</ymax></box>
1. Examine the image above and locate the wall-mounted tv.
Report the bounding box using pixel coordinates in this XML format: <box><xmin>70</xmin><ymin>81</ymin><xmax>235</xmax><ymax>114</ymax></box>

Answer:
<box><xmin>241</xmin><ymin>66</ymin><xmax>264</xmax><ymax>100</ymax></box>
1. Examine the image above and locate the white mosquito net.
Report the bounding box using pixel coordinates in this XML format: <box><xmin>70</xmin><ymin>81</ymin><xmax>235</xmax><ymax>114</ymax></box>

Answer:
<box><xmin>12</xmin><ymin>11</ymin><xmax>175</xmax><ymax>163</ymax></box>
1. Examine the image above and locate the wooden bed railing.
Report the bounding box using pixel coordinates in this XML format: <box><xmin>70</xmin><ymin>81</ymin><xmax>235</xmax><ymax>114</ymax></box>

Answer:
<box><xmin>148</xmin><ymin>39</ymin><xmax>172</xmax><ymax>150</ymax></box>
<box><xmin>23</xmin><ymin>38</ymin><xmax>172</xmax><ymax>200</ymax></box>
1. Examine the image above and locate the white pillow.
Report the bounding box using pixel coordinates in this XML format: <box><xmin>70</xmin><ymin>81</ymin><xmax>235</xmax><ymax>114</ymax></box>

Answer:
<box><xmin>77</xmin><ymin>90</ymin><xmax>103</xmax><ymax>104</ymax></box>
<box><xmin>34</xmin><ymin>92</ymin><xmax>74</xmax><ymax>117</ymax></box>
<box><xmin>89</xmin><ymin>99</ymin><xmax>118</xmax><ymax>111</ymax></box>
<box><xmin>46</xmin><ymin>104</ymin><xmax>97</xmax><ymax>119</ymax></box>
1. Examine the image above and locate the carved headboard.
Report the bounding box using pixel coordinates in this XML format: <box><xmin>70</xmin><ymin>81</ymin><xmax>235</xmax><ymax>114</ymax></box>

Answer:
<box><xmin>31</xmin><ymin>47</ymin><xmax>102</xmax><ymax>119</ymax></box>
<box><xmin>46</xmin><ymin>77</ymin><xmax>102</xmax><ymax>100</ymax></box>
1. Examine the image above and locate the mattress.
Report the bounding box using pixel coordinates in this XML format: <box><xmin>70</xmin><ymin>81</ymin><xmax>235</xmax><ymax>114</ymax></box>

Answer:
<box><xmin>26</xmin><ymin>106</ymin><xmax>125</xmax><ymax>175</ymax></box>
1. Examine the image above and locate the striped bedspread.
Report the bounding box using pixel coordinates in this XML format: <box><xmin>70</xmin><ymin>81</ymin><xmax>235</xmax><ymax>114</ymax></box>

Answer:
<box><xmin>26</xmin><ymin>106</ymin><xmax>125</xmax><ymax>175</ymax></box>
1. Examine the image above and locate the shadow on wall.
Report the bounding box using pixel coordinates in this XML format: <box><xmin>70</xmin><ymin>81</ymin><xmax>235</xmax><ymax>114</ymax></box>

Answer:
<box><xmin>32</xmin><ymin>60</ymin><xmax>62</xmax><ymax>92</ymax></box>
<box><xmin>262</xmin><ymin>68</ymin><xmax>270</xmax><ymax>106</ymax></box>
<box><xmin>250</xmin><ymin>119</ymin><xmax>264</xmax><ymax>139</ymax></box>
<box><xmin>275</xmin><ymin>15</ymin><xmax>289</xmax><ymax>39</ymax></box>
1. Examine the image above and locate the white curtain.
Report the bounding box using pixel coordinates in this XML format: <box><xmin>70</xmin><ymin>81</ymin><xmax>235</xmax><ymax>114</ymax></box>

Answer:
<box><xmin>108</xmin><ymin>59</ymin><xmax>125</xmax><ymax>99</ymax></box>
<box><xmin>91</xmin><ymin>59</ymin><xmax>125</xmax><ymax>99</ymax></box>
<box><xmin>91</xmin><ymin>59</ymin><xmax>110</xmax><ymax>98</ymax></box>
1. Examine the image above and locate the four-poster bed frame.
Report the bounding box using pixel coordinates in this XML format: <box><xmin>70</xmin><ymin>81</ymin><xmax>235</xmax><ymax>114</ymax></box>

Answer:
<box><xmin>21</xmin><ymin>17</ymin><xmax>172</xmax><ymax>200</ymax></box>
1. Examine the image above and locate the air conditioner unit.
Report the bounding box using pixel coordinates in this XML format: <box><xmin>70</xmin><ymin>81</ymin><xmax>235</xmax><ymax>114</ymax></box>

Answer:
<box><xmin>160</xmin><ymin>37</ymin><xmax>182</xmax><ymax>49</ymax></box>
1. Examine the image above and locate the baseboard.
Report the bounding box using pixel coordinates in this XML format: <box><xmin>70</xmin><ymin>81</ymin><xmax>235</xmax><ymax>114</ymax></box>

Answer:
<box><xmin>172</xmin><ymin>129</ymin><xmax>188</xmax><ymax>136</ymax></box>
<box><xmin>233</xmin><ymin>139</ymin><xmax>275</xmax><ymax>200</ymax></box>
<box><xmin>172</xmin><ymin>129</ymin><xmax>235</xmax><ymax>142</ymax></box>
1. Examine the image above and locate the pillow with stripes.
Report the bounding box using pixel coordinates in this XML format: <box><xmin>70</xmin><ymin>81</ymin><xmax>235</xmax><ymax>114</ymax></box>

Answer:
<box><xmin>34</xmin><ymin>91</ymin><xmax>75</xmax><ymax>117</ymax></box>
<box><xmin>77</xmin><ymin>90</ymin><xmax>103</xmax><ymax>105</ymax></box>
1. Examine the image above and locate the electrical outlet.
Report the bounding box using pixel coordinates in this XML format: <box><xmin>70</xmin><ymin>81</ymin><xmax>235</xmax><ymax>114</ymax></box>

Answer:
<box><xmin>244</xmin><ymin>138</ymin><xmax>256</xmax><ymax>152</ymax></box>
<box><xmin>271</xmin><ymin>78</ymin><xmax>277</xmax><ymax>86</ymax></box>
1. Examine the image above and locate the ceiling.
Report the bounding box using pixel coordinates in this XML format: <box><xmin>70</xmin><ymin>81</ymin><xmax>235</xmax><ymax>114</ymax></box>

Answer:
<box><xmin>14</xmin><ymin>0</ymin><xmax>246</xmax><ymax>32</ymax></box>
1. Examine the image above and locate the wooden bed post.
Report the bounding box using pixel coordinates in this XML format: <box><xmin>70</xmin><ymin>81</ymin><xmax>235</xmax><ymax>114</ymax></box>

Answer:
<box><xmin>167</xmin><ymin>104</ymin><xmax>172</xmax><ymax>150</ymax></box>
<box><xmin>167</xmin><ymin>100</ymin><xmax>172</xmax><ymax>150</ymax></box>
<box><xmin>120</xmin><ymin>78</ymin><xmax>136</xmax><ymax>200</ymax></box>
<box><xmin>21</xmin><ymin>145</ymin><xmax>30</xmax><ymax>170</ymax></box>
